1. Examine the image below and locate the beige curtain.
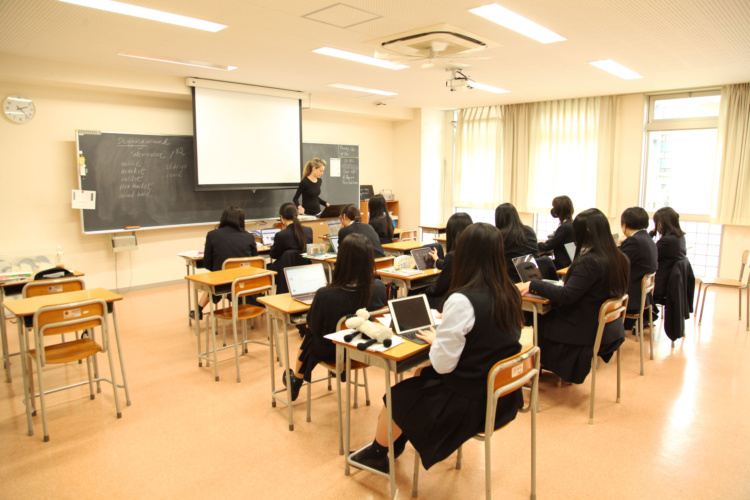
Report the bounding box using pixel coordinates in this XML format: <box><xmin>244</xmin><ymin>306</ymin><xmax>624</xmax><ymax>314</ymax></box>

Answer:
<box><xmin>713</xmin><ymin>83</ymin><xmax>750</xmax><ymax>225</ymax></box>
<box><xmin>453</xmin><ymin>106</ymin><xmax>503</xmax><ymax>209</ymax></box>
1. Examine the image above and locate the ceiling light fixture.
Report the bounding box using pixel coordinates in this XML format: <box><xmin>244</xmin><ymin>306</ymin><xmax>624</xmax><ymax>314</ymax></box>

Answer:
<box><xmin>469</xmin><ymin>4</ymin><xmax>565</xmax><ymax>44</ymax></box>
<box><xmin>328</xmin><ymin>84</ymin><xmax>397</xmax><ymax>96</ymax></box>
<box><xmin>446</xmin><ymin>68</ymin><xmax>509</xmax><ymax>94</ymax></box>
<box><xmin>313</xmin><ymin>47</ymin><xmax>408</xmax><ymax>70</ymax></box>
<box><xmin>58</xmin><ymin>0</ymin><xmax>226</xmax><ymax>32</ymax></box>
<box><xmin>589</xmin><ymin>59</ymin><xmax>643</xmax><ymax>79</ymax></box>
<box><xmin>118</xmin><ymin>51</ymin><xmax>236</xmax><ymax>71</ymax></box>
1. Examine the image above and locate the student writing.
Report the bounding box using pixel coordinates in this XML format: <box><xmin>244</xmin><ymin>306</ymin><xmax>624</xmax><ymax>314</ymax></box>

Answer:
<box><xmin>337</xmin><ymin>204</ymin><xmax>385</xmax><ymax>257</ymax></box>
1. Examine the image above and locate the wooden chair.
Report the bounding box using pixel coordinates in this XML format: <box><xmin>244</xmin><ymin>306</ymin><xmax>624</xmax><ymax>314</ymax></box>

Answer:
<box><xmin>696</xmin><ymin>249</ymin><xmax>749</xmax><ymax>331</ymax></box>
<box><xmin>25</xmin><ymin>299</ymin><xmax>121</xmax><ymax>442</ymax></box>
<box><xmin>399</xmin><ymin>230</ymin><xmax>417</xmax><ymax>242</ymax></box>
<box><xmin>412</xmin><ymin>345</ymin><xmax>540</xmax><ymax>500</ymax></box>
<box><xmin>589</xmin><ymin>295</ymin><xmax>629</xmax><ymax>424</ymax></box>
<box><xmin>305</xmin><ymin>309</ymin><xmax>387</xmax><ymax>455</ymax></box>
<box><xmin>210</xmin><ymin>271</ymin><xmax>274</xmax><ymax>382</ymax></box>
<box><xmin>624</xmin><ymin>273</ymin><xmax>656</xmax><ymax>375</ymax></box>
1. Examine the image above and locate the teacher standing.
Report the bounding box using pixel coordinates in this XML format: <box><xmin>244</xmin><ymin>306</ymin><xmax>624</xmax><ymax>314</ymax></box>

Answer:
<box><xmin>293</xmin><ymin>158</ymin><xmax>330</xmax><ymax>216</ymax></box>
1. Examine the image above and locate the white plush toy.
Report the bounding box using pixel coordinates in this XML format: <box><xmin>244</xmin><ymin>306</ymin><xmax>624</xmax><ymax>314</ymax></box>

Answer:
<box><xmin>343</xmin><ymin>308</ymin><xmax>393</xmax><ymax>351</ymax></box>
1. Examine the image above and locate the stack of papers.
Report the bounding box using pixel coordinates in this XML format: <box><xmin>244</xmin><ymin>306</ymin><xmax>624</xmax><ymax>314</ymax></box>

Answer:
<box><xmin>379</xmin><ymin>267</ymin><xmax>422</xmax><ymax>276</ymax></box>
<box><xmin>324</xmin><ymin>329</ymin><xmax>404</xmax><ymax>352</ymax></box>
<box><xmin>0</xmin><ymin>271</ymin><xmax>34</xmax><ymax>284</ymax></box>
<box><xmin>177</xmin><ymin>250</ymin><xmax>203</xmax><ymax>259</ymax></box>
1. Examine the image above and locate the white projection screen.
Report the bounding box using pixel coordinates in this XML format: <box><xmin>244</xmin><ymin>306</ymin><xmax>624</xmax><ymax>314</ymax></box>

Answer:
<box><xmin>192</xmin><ymin>85</ymin><xmax>302</xmax><ymax>190</ymax></box>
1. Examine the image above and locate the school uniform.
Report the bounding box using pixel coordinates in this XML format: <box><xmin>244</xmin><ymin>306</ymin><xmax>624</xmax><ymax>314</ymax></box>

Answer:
<box><xmin>297</xmin><ymin>281</ymin><xmax>386</xmax><ymax>381</ymax></box>
<box><xmin>422</xmin><ymin>251</ymin><xmax>454</xmax><ymax>310</ymax></box>
<box><xmin>202</xmin><ymin>226</ymin><xmax>258</xmax><ymax>272</ymax></box>
<box><xmin>293</xmin><ymin>177</ymin><xmax>327</xmax><ymax>215</ymax></box>
<box><xmin>619</xmin><ymin>229</ymin><xmax>658</xmax><ymax>316</ymax></box>
<box><xmin>369</xmin><ymin>215</ymin><xmax>394</xmax><ymax>244</ymax></box>
<box><xmin>654</xmin><ymin>234</ymin><xmax>687</xmax><ymax>303</ymax></box>
<box><xmin>503</xmin><ymin>225</ymin><xmax>540</xmax><ymax>283</ymax></box>
<box><xmin>389</xmin><ymin>288</ymin><xmax>523</xmax><ymax>470</ymax></box>
<box><xmin>529</xmin><ymin>251</ymin><xmax>626</xmax><ymax>384</ymax></box>
<box><xmin>269</xmin><ymin>225</ymin><xmax>313</xmax><ymax>260</ymax></box>
<box><xmin>538</xmin><ymin>221</ymin><xmax>574</xmax><ymax>269</ymax></box>
<box><xmin>337</xmin><ymin>222</ymin><xmax>386</xmax><ymax>257</ymax></box>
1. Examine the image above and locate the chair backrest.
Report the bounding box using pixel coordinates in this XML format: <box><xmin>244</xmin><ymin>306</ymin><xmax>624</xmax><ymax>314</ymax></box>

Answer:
<box><xmin>739</xmin><ymin>249</ymin><xmax>749</xmax><ymax>283</ymax></box>
<box><xmin>34</xmin><ymin>299</ymin><xmax>108</xmax><ymax>365</ymax></box>
<box><xmin>223</xmin><ymin>256</ymin><xmax>266</xmax><ymax>270</ymax></box>
<box><xmin>484</xmin><ymin>346</ymin><xmax>540</xmax><ymax>434</ymax></box>
<box><xmin>23</xmin><ymin>277</ymin><xmax>85</xmax><ymax>298</ymax></box>
<box><xmin>374</xmin><ymin>256</ymin><xmax>395</xmax><ymax>273</ymax></box>
<box><xmin>639</xmin><ymin>272</ymin><xmax>656</xmax><ymax>312</ymax></box>
<box><xmin>230</xmin><ymin>272</ymin><xmax>274</xmax><ymax>303</ymax></box>
<box><xmin>400</xmin><ymin>230</ymin><xmax>417</xmax><ymax>242</ymax></box>
<box><xmin>592</xmin><ymin>295</ymin><xmax>629</xmax><ymax>354</ymax></box>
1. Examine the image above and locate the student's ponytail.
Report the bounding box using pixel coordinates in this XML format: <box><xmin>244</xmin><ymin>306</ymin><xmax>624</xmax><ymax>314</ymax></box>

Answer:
<box><xmin>280</xmin><ymin>202</ymin><xmax>306</xmax><ymax>251</ymax></box>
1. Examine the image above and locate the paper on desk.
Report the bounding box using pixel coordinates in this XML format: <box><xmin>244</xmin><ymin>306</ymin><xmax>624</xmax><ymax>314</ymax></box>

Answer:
<box><xmin>380</xmin><ymin>267</ymin><xmax>422</xmax><ymax>276</ymax></box>
<box><xmin>330</xmin><ymin>158</ymin><xmax>341</xmax><ymax>177</ymax></box>
<box><xmin>325</xmin><ymin>329</ymin><xmax>404</xmax><ymax>352</ymax></box>
<box><xmin>72</xmin><ymin>190</ymin><xmax>96</xmax><ymax>209</ymax></box>
<box><xmin>177</xmin><ymin>250</ymin><xmax>203</xmax><ymax>258</ymax></box>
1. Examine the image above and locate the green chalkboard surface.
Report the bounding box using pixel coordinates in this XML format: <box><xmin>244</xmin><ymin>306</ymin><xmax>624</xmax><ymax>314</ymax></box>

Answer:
<box><xmin>76</xmin><ymin>132</ymin><xmax>359</xmax><ymax>233</ymax></box>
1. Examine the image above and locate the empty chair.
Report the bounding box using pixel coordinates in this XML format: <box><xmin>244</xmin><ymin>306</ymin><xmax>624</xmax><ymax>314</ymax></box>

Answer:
<box><xmin>624</xmin><ymin>273</ymin><xmax>656</xmax><ymax>375</ymax></box>
<box><xmin>399</xmin><ymin>230</ymin><xmax>417</xmax><ymax>242</ymax></box>
<box><xmin>412</xmin><ymin>345</ymin><xmax>540</xmax><ymax>499</ymax></box>
<box><xmin>589</xmin><ymin>295</ymin><xmax>628</xmax><ymax>424</ymax></box>
<box><xmin>697</xmin><ymin>249</ymin><xmax>749</xmax><ymax>331</ymax></box>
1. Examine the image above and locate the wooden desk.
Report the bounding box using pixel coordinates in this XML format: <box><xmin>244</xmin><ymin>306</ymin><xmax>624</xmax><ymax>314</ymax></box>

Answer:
<box><xmin>304</xmin><ymin>255</ymin><xmax>395</xmax><ymax>278</ymax></box>
<box><xmin>4</xmin><ymin>288</ymin><xmax>131</xmax><ymax>435</ymax></box>
<box><xmin>557</xmin><ymin>266</ymin><xmax>569</xmax><ymax>276</ymax></box>
<box><xmin>256</xmin><ymin>293</ymin><xmax>310</xmax><ymax>431</ymax></box>
<box><xmin>185</xmin><ymin>266</ymin><xmax>275</xmax><ymax>381</ymax></box>
<box><xmin>521</xmin><ymin>295</ymin><xmax>552</xmax><ymax>345</ymax></box>
<box><xmin>376</xmin><ymin>268</ymin><xmax>440</xmax><ymax>297</ymax></box>
<box><xmin>382</xmin><ymin>241</ymin><xmax>425</xmax><ymax>256</ymax></box>
<box><xmin>0</xmin><ymin>269</ymin><xmax>85</xmax><ymax>383</ymax></box>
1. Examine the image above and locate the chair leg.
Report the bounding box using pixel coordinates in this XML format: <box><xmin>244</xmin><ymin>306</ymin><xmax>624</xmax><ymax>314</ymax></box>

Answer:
<box><xmin>531</xmin><ymin>375</ymin><xmax>538</xmax><ymax>500</ymax></box>
<box><xmin>91</xmin><ymin>346</ymin><xmax>101</xmax><ymax>394</ymax></box>
<box><xmin>412</xmin><ymin>451</ymin><xmax>420</xmax><ymax>498</ymax></box>
<box><xmin>353</xmin><ymin>370</ymin><xmax>359</xmax><ymax>409</ymax></box>
<box><xmin>306</xmin><ymin>380</ymin><xmax>312</xmax><ymax>423</ymax></box>
<box><xmin>335</xmin><ymin>370</ymin><xmax>344</xmax><ymax>455</ymax></box>
<box><xmin>616</xmin><ymin>348</ymin><xmax>622</xmax><ymax>404</ymax></box>
<box><xmin>456</xmin><ymin>444</ymin><xmax>463</xmax><ymax>469</ymax></box>
<box><xmin>363</xmin><ymin>368</ymin><xmax>370</xmax><ymax>406</ymax></box>
<box><xmin>34</xmin><ymin>355</ymin><xmax>49</xmax><ymax>441</ymax></box>
<box><xmin>739</xmin><ymin>288</ymin><xmax>743</xmax><ymax>320</ymax></box>
<box><xmin>638</xmin><ymin>314</ymin><xmax>645</xmax><ymax>376</ymax></box>
<box><xmin>485</xmin><ymin>436</ymin><xmax>492</xmax><ymax>499</ymax></box>
<box><xmin>27</xmin><ymin>354</ymin><xmax>37</xmax><ymax>416</ymax></box>
<box><xmin>589</xmin><ymin>356</ymin><xmax>597</xmax><ymax>425</ymax></box>
<box><xmin>85</xmin><ymin>356</ymin><xmax>95</xmax><ymax>399</ymax></box>
<box><xmin>699</xmin><ymin>286</ymin><xmax>710</xmax><ymax>324</ymax></box>
<box><xmin>232</xmin><ymin>319</ymin><xmax>241</xmax><ymax>383</ymax></box>
<box><xmin>648</xmin><ymin>306</ymin><xmax>655</xmax><ymax>361</ymax></box>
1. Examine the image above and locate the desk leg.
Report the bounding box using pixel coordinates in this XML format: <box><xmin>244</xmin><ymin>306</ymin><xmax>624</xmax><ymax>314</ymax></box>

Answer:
<box><xmin>111</xmin><ymin>307</ymin><xmax>132</xmax><ymax>406</ymax></box>
<box><xmin>186</xmin><ymin>261</ymin><xmax>193</xmax><ymax>327</ymax></box>
<box><xmin>209</xmin><ymin>301</ymin><xmax>219</xmax><ymax>381</ymax></box>
<box><xmin>267</xmin><ymin>311</ymin><xmax>276</xmax><ymax>407</ymax></box>
<box><xmin>532</xmin><ymin>304</ymin><xmax>539</xmax><ymax>346</ymax></box>
<box><xmin>1</xmin><ymin>288</ymin><xmax>11</xmax><ymax>383</ymax></box>
<box><xmin>344</xmin><ymin>347</ymin><xmax>352</xmax><ymax>476</ymax></box>
<box><xmin>280</xmin><ymin>314</ymin><xmax>294</xmax><ymax>431</ymax></box>
<box><xmin>16</xmin><ymin>320</ymin><xmax>33</xmax><ymax>435</ymax></box>
<box><xmin>385</xmin><ymin>361</ymin><xmax>396</xmax><ymax>499</ymax></box>
<box><xmin>193</xmin><ymin>283</ymin><xmax>203</xmax><ymax>367</ymax></box>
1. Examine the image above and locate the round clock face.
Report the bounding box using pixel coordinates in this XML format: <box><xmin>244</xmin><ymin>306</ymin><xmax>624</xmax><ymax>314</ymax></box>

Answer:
<box><xmin>3</xmin><ymin>95</ymin><xmax>36</xmax><ymax>124</ymax></box>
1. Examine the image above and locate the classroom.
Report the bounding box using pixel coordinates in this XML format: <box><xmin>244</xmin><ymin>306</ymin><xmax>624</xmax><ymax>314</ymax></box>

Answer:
<box><xmin>1</xmin><ymin>1</ymin><xmax>750</xmax><ymax>498</ymax></box>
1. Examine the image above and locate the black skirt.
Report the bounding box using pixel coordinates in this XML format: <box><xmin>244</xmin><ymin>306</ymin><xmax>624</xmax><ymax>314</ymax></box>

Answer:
<box><xmin>388</xmin><ymin>366</ymin><xmax>523</xmax><ymax>470</ymax></box>
<box><xmin>539</xmin><ymin>336</ymin><xmax>625</xmax><ymax>384</ymax></box>
<box><xmin>297</xmin><ymin>329</ymin><xmax>335</xmax><ymax>382</ymax></box>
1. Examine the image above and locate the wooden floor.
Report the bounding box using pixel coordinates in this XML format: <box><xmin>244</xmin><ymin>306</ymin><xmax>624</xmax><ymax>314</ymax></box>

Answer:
<box><xmin>1</xmin><ymin>283</ymin><xmax>749</xmax><ymax>499</ymax></box>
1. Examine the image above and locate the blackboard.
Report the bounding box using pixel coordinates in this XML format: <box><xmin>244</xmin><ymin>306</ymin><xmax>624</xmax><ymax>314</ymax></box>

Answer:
<box><xmin>301</xmin><ymin>143</ymin><xmax>360</xmax><ymax>209</ymax></box>
<box><xmin>76</xmin><ymin>132</ymin><xmax>359</xmax><ymax>233</ymax></box>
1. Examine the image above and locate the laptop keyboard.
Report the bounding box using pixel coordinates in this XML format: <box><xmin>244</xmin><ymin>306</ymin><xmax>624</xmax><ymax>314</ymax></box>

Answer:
<box><xmin>399</xmin><ymin>330</ymin><xmax>428</xmax><ymax>345</ymax></box>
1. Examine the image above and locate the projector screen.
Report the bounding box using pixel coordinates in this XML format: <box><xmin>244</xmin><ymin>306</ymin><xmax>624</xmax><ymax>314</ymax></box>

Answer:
<box><xmin>192</xmin><ymin>86</ymin><xmax>302</xmax><ymax>190</ymax></box>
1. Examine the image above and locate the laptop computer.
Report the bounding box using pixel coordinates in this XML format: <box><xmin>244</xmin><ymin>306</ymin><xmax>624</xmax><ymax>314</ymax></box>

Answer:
<box><xmin>261</xmin><ymin>228</ymin><xmax>280</xmax><ymax>246</ymax></box>
<box><xmin>317</xmin><ymin>204</ymin><xmax>348</xmax><ymax>219</ymax></box>
<box><xmin>387</xmin><ymin>294</ymin><xmax>435</xmax><ymax>345</ymax></box>
<box><xmin>512</xmin><ymin>255</ymin><xmax>563</xmax><ymax>285</ymax></box>
<box><xmin>327</xmin><ymin>218</ymin><xmax>341</xmax><ymax>236</ymax></box>
<box><xmin>329</xmin><ymin>235</ymin><xmax>339</xmax><ymax>254</ymax></box>
<box><xmin>410</xmin><ymin>247</ymin><xmax>434</xmax><ymax>271</ymax></box>
<box><xmin>283</xmin><ymin>264</ymin><xmax>328</xmax><ymax>305</ymax></box>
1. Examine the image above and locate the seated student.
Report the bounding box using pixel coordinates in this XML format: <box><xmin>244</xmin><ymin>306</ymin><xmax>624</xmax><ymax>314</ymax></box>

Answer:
<box><xmin>538</xmin><ymin>195</ymin><xmax>575</xmax><ymax>269</ymax></box>
<box><xmin>619</xmin><ymin>207</ymin><xmax>658</xmax><ymax>330</ymax></box>
<box><xmin>191</xmin><ymin>205</ymin><xmax>258</xmax><ymax>320</ymax></box>
<box><xmin>368</xmin><ymin>194</ymin><xmax>395</xmax><ymax>244</ymax></box>
<box><xmin>494</xmin><ymin>203</ymin><xmax>539</xmax><ymax>283</ymax></box>
<box><xmin>337</xmin><ymin>204</ymin><xmax>386</xmax><ymax>257</ymax></box>
<box><xmin>349</xmin><ymin>223</ymin><xmax>524</xmax><ymax>473</ymax></box>
<box><xmin>652</xmin><ymin>207</ymin><xmax>687</xmax><ymax>303</ymax></box>
<box><xmin>283</xmin><ymin>234</ymin><xmax>387</xmax><ymax>400</ymax></box>
<box><xmin>422</xmin><ymin>212</ymin><xmax>473</xmax><ymax>310</ymax></box>
<box><xmin>516</xmin><ymin>208</ymin><xmax>630</xmax><ymax>384</ymax></box>
<box><xmin>269</xmin><ymin>202</ymin><xmax>313</xmax><ymax>264</ymax></box>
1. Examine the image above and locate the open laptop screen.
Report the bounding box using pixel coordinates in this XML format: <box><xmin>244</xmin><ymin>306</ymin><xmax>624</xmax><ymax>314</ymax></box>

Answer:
<box><xmin>512</xmin><ymin>255</ymin><xmax>543</xmax><ymax>283</ymax></box>
<box><xmin>327</xmin><ymin>218</ymin><xmax>341</xmax><ymax>235</ymax></box>
<box><xmin>284</xmin><ymin>264</ymin><xmax>327</xmax><ymax>297</ymax></box>
<box><xmin>261</xmin><ymin>228</ymin><xmax>280</xmax><ymax>246</ymax></box>
<box><xmin>388</xmin><ymin>295</ymin><xmax>434</xmax><ymax>333</ymax></box>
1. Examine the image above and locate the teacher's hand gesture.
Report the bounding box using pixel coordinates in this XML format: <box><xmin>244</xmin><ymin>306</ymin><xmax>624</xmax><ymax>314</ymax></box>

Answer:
<box><xmin>297</xmin><ymin>205</ymin><xmax>305</xmax><ymax>215</ymax></box>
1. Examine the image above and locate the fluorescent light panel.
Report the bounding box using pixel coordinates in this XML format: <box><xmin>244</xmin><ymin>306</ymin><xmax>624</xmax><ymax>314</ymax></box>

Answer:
<box><xmin>589</xmin><ymin>59</ymin><xmax>642</xmax><ymax>79</ymax></box>
<box><xmin>118</xmin><ymin>51</ymin><xmax>236</xmax><ymax>71</ymax></box>
<box><xmin>469</xmin><ymin>80</ymin><xmax>510</xmax><ymax>94</ymax></box>
<box><xmin>58</xmin><ymin>0</ymin><xmax>226</xmax><ymax>32</ymax></box>
<box><xmin>313</xmin><ymin>47</ymin><xmax>408</xmax><ymax>70</ymax></box>
<box><xmin>469</xmin><ymin>4</ymin><xmax>565</xmax><ymax>44</ymax></box>
<box><xmin>328</xmin><ymin>84</ymin><xmax>397</xmax><ymax>96</ymax></box>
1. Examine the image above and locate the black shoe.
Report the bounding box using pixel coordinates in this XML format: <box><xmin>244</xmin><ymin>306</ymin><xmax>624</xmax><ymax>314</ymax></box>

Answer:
<box><xmin>350</xmin><ymin>444</ymin><xmax>389</xmax><ymax>473</ymax></box>
<box><xmin>282</xmin><ymin>369</ymin><xmax>303</xmax><ymax>402</ymax></box>
<box><xmin>189</xmin><ymin>309</ymin><xmax>203</xmax><ymax>321</ymax></box>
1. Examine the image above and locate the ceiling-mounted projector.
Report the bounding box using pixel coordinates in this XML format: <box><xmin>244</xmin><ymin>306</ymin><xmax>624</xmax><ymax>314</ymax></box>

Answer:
<box><xmin>446</xmin><ymin>68</ymin><xmax>472</xmax><ymax>91</ymax></box>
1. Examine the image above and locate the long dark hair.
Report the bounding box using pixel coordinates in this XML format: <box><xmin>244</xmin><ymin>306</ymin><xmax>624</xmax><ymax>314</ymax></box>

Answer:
<box><xmin>446</xmin><ymin>223</ymin><xmax>523</xmax><ymax>331</ymax></box>
<box><xmin>653</xmin><ymin>207</ymin><xmax>686</xmax><ymax>238</ymax></box>
<box><xmin>572</xmin><ymin>208</ymin><xmax>630</xmax><ymax>297</ymax></box>
<box><xmin>219</xmin><ymin>205</ymin><xmax>245</xmax><ymax>231</ymax></box>
<box><xmin>445</xmin><ymin>212</ymin><xmax>473</xmax><ymax>253</ymax></box>
<box><xmin>552</xmin><ymin>195</ymin><xmax>574</xmax><ymax>224</ymax></box>
<box><xmin>330</xmin><ymin>233</ymin><xmax>374</xmax><ymax>308</ymax></box>
<box><xmin>279</xmin><ymin>202</ymin><xmax>306</xmax><ymax>251</ymax></box>
<box><xmin>494</xmin><ymin>203</ymin><xmax>528</xmax><ymax>248</ymax></box>
<box><xmin>368</xmin><ymin>195</ymin><xmax>393</xmax><ymax>240</ymax></box>
<box><xmin>340</xmin><ymin>204</ymin><xmax>361</xmax><ymax>223</ymax></box>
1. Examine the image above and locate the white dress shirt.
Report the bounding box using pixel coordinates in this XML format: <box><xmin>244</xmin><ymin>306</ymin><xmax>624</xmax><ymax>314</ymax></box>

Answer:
<box><xmin>429</xmin><ymin>292</ymin><xmax>475</xmax><ymax>374</ymax></box>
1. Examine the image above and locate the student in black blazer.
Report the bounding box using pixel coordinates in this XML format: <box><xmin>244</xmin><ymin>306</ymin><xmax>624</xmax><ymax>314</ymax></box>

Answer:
<box><xmin>269</xmin><ymin>202</ymin><xmax>313</xmax><ymax>262</ymax></box>
<box><xmin>619</xmin><ymin>207</ymin><xmax>658</xmax><ymax>328</ymax></box>
<box><xmin>517</xmin><ymin>208</ymin><xmax>630</xmax><ymax>384</ymax></box>
<box><xmin>538</xmin><ymin>195</ymin><xmax>575</xmax><ymax>269</ymax></box>
<box><xmin>368</xmin><ymin>194</ymin><xmax>394</xmax><ymax>244</ymax></box>
<box><xmin>652</xmin><ymin>207</ymin><xmax>687</xmax><ymax>303</ymax></box>
<box><xmin>494</xmin><ymin>203</ymin><xmax>539</xmax><ymax>283</ymax></box>
<box><xmin>423</xmin><ymin>212</ymin><xmax>473</xmax><ymax>310</ymax></box>
<box><xmin>191</xmin><ymin>205</ymin><xmax>258</xmax><ymax>320</ymax></box>
<box><xmin>337</xmin><ymin>204</ymin><xmax>386</xmax><ymax>257</ymax></box>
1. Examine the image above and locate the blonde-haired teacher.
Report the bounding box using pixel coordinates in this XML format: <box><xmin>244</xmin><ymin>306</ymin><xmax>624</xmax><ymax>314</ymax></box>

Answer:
<box><xmin>293</xmin><ymin>158</ymin><xmax>330</xmax><ymax>215</ymax></box>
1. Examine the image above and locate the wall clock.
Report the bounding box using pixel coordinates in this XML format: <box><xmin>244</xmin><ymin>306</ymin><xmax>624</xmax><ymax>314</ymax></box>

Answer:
<box><xmin>3</xmin><ymin>95</ymin><xmax>36</xmax><ymax>124</ymax></box>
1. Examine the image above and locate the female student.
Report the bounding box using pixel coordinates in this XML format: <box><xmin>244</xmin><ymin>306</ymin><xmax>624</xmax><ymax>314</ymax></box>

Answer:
<box><xmin>538</xmin><ymin>195</ymin><xmax>575</xmax><ymax>269</ymax></box>
<box><xmin>337</xmin><ymin>204</ymin><xmax>386</xmax><ymax>257</ymax></box>
<box><xmin>494</xmin><ymin>203</ymin><xmax>539</xmax><ymax>283</ymax></box>
<box><xmin>619</xmin><ymin>207</ymin><xmax>658</xmax><ymax>328</ymax></box>
<box><xmin>293</xmin><ymin>158</ymin><xmax>329</xmax><ymax>215</ymax></box>
<box><xmin>283</xmin><ymin>234</ymin><xmax>387</xmax><ymax>400</ymax></box>
<box><xmin>652</xmin><ymin>207</ymin><xmax>687</xmax><ymax>302</ymax></box>
<box><xmin>516</xmin><ymin>208</ymin><xmax>630</xmax><ymax>384</ymax></box>
<box><xmin>423</xmin><ymin>212</ymin><xmax>473</xmax><ymax>309</ymax></box>
<box><xmin>350</xmin><ymin>223</ymin><xmax>524</xmax><ymax>473</ymax></box>
<box><xmin>368</xmin><ymin>194</ymin><xmax>394</xmax><ymax>244</ymax></box>
<box><xmin>269</xmin><ymin>202</ymin><xmax>313</xmax><ymax>262</ymax></box>
<box><xmin>191</xmin><ymin>205</ymin><xmax>258</xmax><ymax>320</ymax></box>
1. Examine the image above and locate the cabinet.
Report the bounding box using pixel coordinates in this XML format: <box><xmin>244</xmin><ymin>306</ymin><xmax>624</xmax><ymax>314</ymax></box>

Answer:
<box><xmin>360</xmin><ymin>200</ymin><xmax>399</xmax><ymax>228</ymax></box>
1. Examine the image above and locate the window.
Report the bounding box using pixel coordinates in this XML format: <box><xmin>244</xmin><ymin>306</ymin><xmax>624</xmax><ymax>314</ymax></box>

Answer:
<box><xmin>534</xmin><ymin>213</ymin><xmax>560</xmax><ymax>241</ymax></box>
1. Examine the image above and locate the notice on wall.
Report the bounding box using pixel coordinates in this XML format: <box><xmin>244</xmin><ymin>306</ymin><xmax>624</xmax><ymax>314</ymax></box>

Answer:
<box><xmin>72</xmin><ymin>190</ymin><xmax>96</xmax><ymax>210</ymax></box>
<box><xmin>330</xmin><ymin>157</ymin><xmax>341</xmax><ymax>177</ymax></box>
